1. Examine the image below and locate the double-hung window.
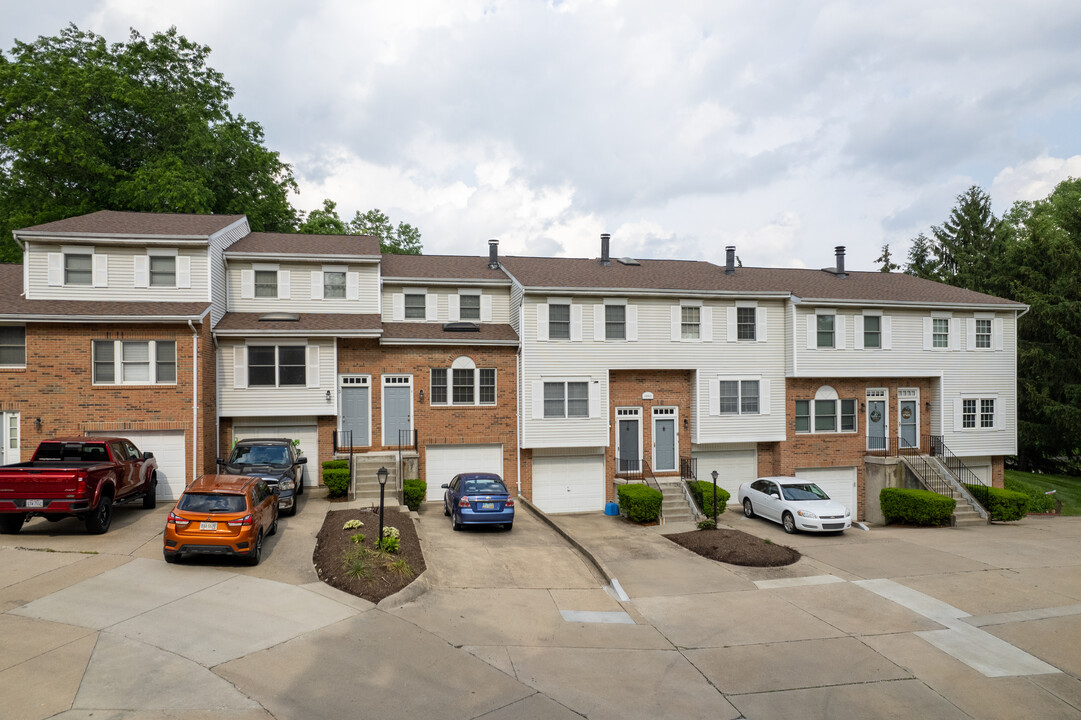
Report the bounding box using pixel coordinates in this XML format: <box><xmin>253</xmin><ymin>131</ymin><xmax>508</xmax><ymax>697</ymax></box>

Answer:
<box><xmin>975</xmin><ymin>319</ymin><xmax>992</xmax><ymax>349</ymax></box>
<box><xmin>324</xmin><ymin>271</ymin><xmax>346</xmax><ymax>299</ymax></box>
<box><xmin>248</xmin><ymin>345</ymin><xmax>305</xmax><ymax>387</ymax></box>
<box><xmin>863</xmin><ymin>315</ymin><xmax>881</xmax><ymax>348</ymax></box>
<box><xmin>795</xmin><ymin>394</ymin><xmax>856</xmax><ymax>433</ymax></box>
<box><xmin>549</xmin><ymin>303</ymin><xmax>571</xmax><ymax>339</ymax></box>
<box><xmin>460</xmin><ymin>294</ymin><xmax>481</xmax><ymax>321</ymax></box>
<box><xmin>718</xmin><ymin>380</ymin><xmax>759</xmax><ymax>415</ymax></box>
<box><xmin>149</xmin><ymin>256</ymin><xmax>176</xmax><ymax>287</ymax></box>
<box><xmin>92</xmin><ymin>340</ymin><xmax>176</xmax><ymax>385</ymax></box>
<box><xmin>543</xmin><ymin>381</ymin><xmax>588</xmax><ymax>418</ymax></box>
<box><xmin>0</xmin><ymin>326</ymin><xmax>26</xmax><ymax>367</ymax></box>
<box><xmin>932</xmin><ymin>318</ymin><xmax>950</xmax><ymax>348</ymax></box>
<box><xmin>961</xmin><ymin>397</ymin><xmax>996</xmax><ymax>429</ymax></box>
<box><xmin>736</xmin><ymin>307</ymin><xmax>756</xmax><ymax>340</ymax></box>
<box><xmin>404</xmin><ymin>292</ymin><xmax>426</xmax><ymax>319</ymax></box>
<box><xmin>606</xmin><ymin>305</ymin><xmax>626</xmax><ymax>340</ymax></box>
<box><xmin>65</xmin><ymin>253</ymin><xmax>93</xmax><ymax>285</ymax></box>
<box><xmin>817</xmin><ymin>314</ymin><xmax>835</xmax><ymax>348</ymax></box>
<box><xmin>681</xmin><ymin>306</ymin><xmax>700</xmax><ymax>339</ymax></box>
<box><xmin>254</xmin><ymin>270</ymin><xmax>278</xmax><ymax>298</ymax></box>
<box><xmin>430</xmin><ymin>365</ymin><xmax>496</xmax><ymax>406</ymax></box>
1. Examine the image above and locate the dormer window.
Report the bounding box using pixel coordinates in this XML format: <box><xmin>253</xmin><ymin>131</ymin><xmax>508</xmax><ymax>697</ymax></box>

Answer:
<box><xmin>460</xmin><ymin>293</ymin><xmax>481</xmax><ymax>321</ymax></box>
<box><xmin>255</xmin><ymin>270</ymin><xmax>277</xmax><ymax>298</ymax></box>
<box><xmin>149</xmin><ymin>255</ymin><xmax>176</xmax><ymax>287</ymax></box>
<box><xmin>324</xmin><ymin>271</ymin><xmax>346</xmax><ymax>299</ymax></box>
<box><xmin>404</xmin><ymin>291</ymin><xmax>426</xmax><ymax>319</ymax></box>
<box><xmin>65</xmin><ymin>253</ymin><xmax>92</xmax><ymax>285</ymax></box>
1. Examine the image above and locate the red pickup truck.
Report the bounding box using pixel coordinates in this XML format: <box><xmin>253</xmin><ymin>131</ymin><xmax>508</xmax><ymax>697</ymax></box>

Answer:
<box><xmin>0</xmin><ymin>437</ymin><xmax>159</xmax><ymax>535</ymax></box>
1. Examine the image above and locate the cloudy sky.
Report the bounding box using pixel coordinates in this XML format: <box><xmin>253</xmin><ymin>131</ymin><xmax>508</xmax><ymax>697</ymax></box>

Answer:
<box><xmin>5</xmin><ymin>1</ymin><xmax>1081</xmax><ymax>270</ymax></box>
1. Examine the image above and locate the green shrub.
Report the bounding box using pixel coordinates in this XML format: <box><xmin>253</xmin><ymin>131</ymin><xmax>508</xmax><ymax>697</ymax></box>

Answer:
<box><xmin>967</xmin><ymin>484</ymin><xmax>1028</xmax><ymax>521</ymax></box>
<box><xmin>1004</xmin><ymin>476</ymin><xmax>1057</xmax><ymax>514</ymax></box>
<box><xmin>697</xmin><ymin>518</ymin><xmax>717</xmax><ymax>530</ymax></box>
<box><xmin>403</xmin><ymin>478</ymin><xmax>426</xmax><ymax>511</ymax></box>
<box><xmin>689</xmin><ymin>480</ymin><xmax>730</xmax><ymax>517</ymax></box>
<box><xmin>617</xmin><ymin>483</ymin><xmax>663</xmax><ymax>523</ymax></box>
<box><xmin>323</xmin><ymin>468</ymin><xmax>350</xmax><ymax>498</ymax></box>
<box><xmin>380</xmin><ymin>535</ymin><xmax>401</xmax><ymax>553</ymax></box>
<box><xmin>880</xmin><ymin>488</ymin><xmax>955</xmax><ymax>526</ymax></box>
<box><xmin>322</xmin><ymin>459</ymin><xmax>350</xmax><ymax>470</ymax></box>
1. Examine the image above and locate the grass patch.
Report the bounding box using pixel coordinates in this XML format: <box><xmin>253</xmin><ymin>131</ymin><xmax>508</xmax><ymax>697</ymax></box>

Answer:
<box><xmin>1005</xmin><ymin>470</ymin><xmax>1081</xmax><ymax>515</ymax></box>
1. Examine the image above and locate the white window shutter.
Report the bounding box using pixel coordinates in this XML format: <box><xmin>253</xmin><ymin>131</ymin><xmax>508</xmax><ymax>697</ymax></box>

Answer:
<box><xmin>588</xmin><ymin>381</ymin><xmax>600</xmax><ymax>418</ymax></box>
<box><xmin>727</xmin><ymin>307</ymin><xmax>737</xmax><ymax>342</ymax></box>
<box><xmin>966</xmin><ymin>318</ymin><xmax>976</xmax><ymax>350</ymax></box>
<box><xmin>949</xmin><ymin>318</ymin><xmax>960</xmax><ymax>351</ymax></box>
<box><xmin>594</xmin><ymin>304</ymin><xmax>605</xmax><ymax>341</ymax></box>
<box><xmin>233</xmin><ymin>346</ymin><xmax>248</xmax><ymax>389</ymax></box>
<box><xmin>994</xmin><ymin>398</ymin><xmax>1002</xmax><ymax>429</ymax></box>
<box><xmin>836</xmin><ymin>314</ymin><xmax>846</xmax><ymax>349</ymax></box>
<box><xmin>760</xmin><ymin>379</ymin><xmax>771</xmax><ymax>415</ymax></box>
<box><xmin>923</xmin><ymin>317</ymin><xmax>932</xmax><ymax>350</ymax></box>
<box><xmin>952</xmin><ymin>399</ymin><xmax>961</xmax><ymax>431</ymax></box>
<box><xmin>392</xmin><ymin>293</ymin><xmax>404</xmax><ymax>321</ymax></box>
<box><xmin>701</xmin><ymin>306</ymin><xmax>713</xmax><ymax>342</ymax></box>
<box><xmin>177</xmin><ymin>256</ymin><xmax>191</xmax><ymax>289</ymax></box>
<box><xmin>854</xmin><ymin>315</ymin><xmax>864</xmax><ymax>350</ymax></box>
<box><xmin>671</xmin><ymin>306</ymin><xmax>681</xmax><ymax>342</ymax></box>
<box><xmin>537</xmin><ymin>304</ymin><xmax>549</xmax><ymax>341</ymax></box>
<box><xmin>311</xmin><ymin>270</ymin><xmax>323</xmax><ymax>300</ymax></box>
<box><xmin>532</xmin><ymin>381</ymin><xmax>544</xmax><ymax>419</ymax></box>
<box><xmin>426</xmin><ymin>293</ymin><xmax>437</xmax><ymax>321</ymax></box>
<box><xmin>882</xmin><ymin>316</ymin><xmax>893</xmax><ymax>349</ymax></box>
<box><xmin>448</xmin><ymin>294</ymin><xmax>460</xmax><ymax>322</ymax></box>
<box><xmin>134</xmin><ymin>256</ymin><xmax>149</xmax><ymax>288</ymax></box>
<box><xmin>480</xmin><ymin>294</ymin><xmax>492</xmax><ymax>322</ymax></box>
<box><xmin>626</xmin><ymin>305</ymin><xmax>638</xmax><ymax>341</ymax></box>
<box><xmin>571</xmin><ymin>304</ymin><xmax>583</xmax><ymax>341</ymax></box>
<box><xmin>994</xmin><ymin>318</ymin><xmax>1004</xmax><ymax>351</ymax></box>
<box><xmin>306</xmin><ymin>345</ymin><xmax>320</xmax><ymax>388</ymax></box>
<box><xmin>241</xmin><ymin>269</ymin><xmax>254</xmax><ymax>299</ymax></box>
<box><xmin>709</xmin><ymin>379</ymin><xmax>720</xmax><ymax>416</ymax></box>
<box><xmin>346</xmin><ymin>272</ymin><xmax>359</xmax><ymax>301</ymax></box>
<box><xmin>278</xmin><ymin>270</ymin><xmax>290</xmax><ymax>299</ymax></box>
<box><xmin>92</xmin><ymin>254</ymin><xmax>108</xmax><ymax>287</ymax></box>
<box><xmin>806</xmin><ymin>314</ymin><xmax>816</xmax><ymax>350</ymax></box>
<box><xmin>48</xmin><ymin>253</ymin><xmax>63</xmax><ymax>286</ymax></box>
<box><xmin>757</xmin><ymin>307</ymin><xmax>767</xmax><ymax>343</ymax></box>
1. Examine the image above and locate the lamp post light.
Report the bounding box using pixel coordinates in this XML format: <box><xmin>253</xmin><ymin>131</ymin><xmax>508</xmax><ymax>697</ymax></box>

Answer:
<box><xmin>376</xmin><ymin>466</ymin><xmax>389</xmax><ymax>550</ymax></box>
<box><xmin>711</xmin><ymin>470</ymin><xmax>719</xmax><ymax>523</ymax></box>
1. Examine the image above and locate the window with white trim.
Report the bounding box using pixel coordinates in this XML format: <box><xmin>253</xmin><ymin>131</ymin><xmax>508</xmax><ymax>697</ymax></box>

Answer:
<box><xmin>248</xmin><ymin>345</ymin><xmax>305</xmax><ymax>386</ymax></box>
<box><xmin>795</xmin><ymin>388</ymin><xmax>856</xmax><ymax>433</ymax></box>
<box><xmin>719</xmin><ymin>380</ymin><xmax>759</xmax><ymax>415</ymax></box>
<box><xmin>544</xmin><ymin>381</ymin><xmax>588</xmax><ymax>418</ymax></box>
<box><xmin>65</xmin><ymin>252</ymin><xmax>92</xmax><ymax>285</ymax></box>
<box><xmin>549</xmin><ymin>303</ymin><xmax>571</xmax><ymax>339</ymax></box>
<box><xmin>736</xmin><ymin>307</ymin><xmax>756</xmax><ymax>340</ymax></box>
<box><xmin>932</xmin><ymin>318</ymin><xmax>949</xmax><ymax>348</ymax></box>
<box><xmin>681</xmin><ymin>306</ymin><xmax>700</xmax><ymax>339</ymax></box>
<box><xmin>460</xmin><ymin>294</ymin><xmax>481</xmax><ymax>321</ymax></box>
<box><xmin>975</xmin><ymin>319</ymin><xmax>992</xmax><ymax>349</ymax></box>
<box><xmin>404</xmin><ymin>291</ymin><xmax>426</xmax><ymax>319</ymax></box>
<box><xmin>817</xmin><ymin>314</ymin><xmax>835</xmax><ymax>348</ymax></box>
<box><xmin>92</xmin><ymin>340</ymin><xmax>176</xmax><ymax>385</ymax></box>
<box><xmin>149</xmin><ymin>255</ymin><xmax>176</xmax><ymax>287</ymax></box>
<box><xmin>863</xmin><ymin>315</ymin><xmax>881</xmax><ymax>348</ymax></box>
<box><xmin>254</xmin><ymin>270</ymin><xmax>277</xmax><ymax>298</ymax></box>
<box><xmin>606</xmin><ymin>305</ymin><xmax>626</xmax><ymax>340</ymax></box>
<box><xmin>324</xmin><ymin>271</ymin><xmax>346</xmax><ymax>299</ymax></box>
<box><xmin>430</xmin><ymin>366</ymin><xmax>496</xmax><ymax>406</ymax></box>
<box><xmin>0</xmin><ymin>326</ymin><xmax>26</xmax><ymax>367</ymax></box>
<box><xmin>961</xmin><ymin>398</ymin><xmax>996</xmax><ymax>429</ymax></box>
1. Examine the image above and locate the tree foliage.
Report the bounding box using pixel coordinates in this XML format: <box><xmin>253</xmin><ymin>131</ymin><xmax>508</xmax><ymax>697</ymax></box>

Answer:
<box><xmin>904</xmin><ymin>232</ymin><xmax>939</xmax><ymax>279</ymax></box>
<box><xmin>875</xmin><ymin>243</ymin><xmax>900</xmax><ymax>272</ymax></box>
<box><xmin>929</xmin><ymin>186</ymin><xmax>1001</xmax><ymax>295</ymax></box>
<box><xmin>297</xmin><ymin>200</ymin><xmax>422</xmax><ymax>255</ymax></box>
<box><xmin>0</xmin><ymin>24</ymin><xmax>298</xmax><ymax>261</ymax></box>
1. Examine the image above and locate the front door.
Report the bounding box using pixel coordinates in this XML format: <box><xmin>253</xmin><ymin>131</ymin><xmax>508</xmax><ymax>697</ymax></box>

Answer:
<box><xmin>652</xmin><ymin>407</ymin><xmax>677</xmax><ymax>472</ymax></box>
<box><xmin>867</xmin><ymin>399</ymin><xmax>886</xmax><ymax>451</ymax></box>
<box><xmin>382</xmin><ymin>376</ymin><xmax>412</xmax><ymax>447</ymax></box>
<box><xmin>0</xmin><ymin>412</ymin><xmax>18</xmax><ymax>465</ymax></box>
<box><xmin>617</xmin><ymin>415</ymin><xmax>640</xmax><ymax>473</ymax></box>
<box><xmin>340</xmin><ymin>383</ymin><xmax>370</xmax><ymax>447</ymax></box>
<box><xmin>899</xmin><ymin>399</ymin><xmax>918</xmax><ymax>450</ymax></box>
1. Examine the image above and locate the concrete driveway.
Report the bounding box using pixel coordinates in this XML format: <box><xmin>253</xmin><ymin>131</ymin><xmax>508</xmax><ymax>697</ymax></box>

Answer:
<box><xmin>3</xmin><ymin>493</ymin><xmax>1081</xmax><ymax>719</ymax></box>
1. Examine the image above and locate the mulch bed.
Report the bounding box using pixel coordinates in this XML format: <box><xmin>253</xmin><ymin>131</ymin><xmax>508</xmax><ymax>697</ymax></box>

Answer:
<box><xmin>664</xmin><ymin>527</ymin><xmax>801</xmax><ymax>567</ymax></box>
<box><xmin>314</xmin><ymin>508</ymin><xmax>426</xmax><ymax>603</ymax></box>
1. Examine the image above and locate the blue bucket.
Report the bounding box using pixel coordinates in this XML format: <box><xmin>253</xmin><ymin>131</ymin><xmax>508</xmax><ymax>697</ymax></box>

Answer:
<box><xmin>604</xmin><ymin>501</ymin><xmax>620</xmax><ymax>516</ymax></box>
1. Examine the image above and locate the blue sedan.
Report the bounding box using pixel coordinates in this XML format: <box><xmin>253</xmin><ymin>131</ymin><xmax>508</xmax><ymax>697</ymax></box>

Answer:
<box><xmin>442</xmin><ymin>473</ymin><xmax>515</xmax><ymax>531</ymax></box>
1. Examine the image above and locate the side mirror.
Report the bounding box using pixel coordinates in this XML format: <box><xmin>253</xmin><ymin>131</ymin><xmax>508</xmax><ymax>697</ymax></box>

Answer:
<box><xmin>441</xmin><ymin>483</ymin><xmax>449</xmax><ymax>489</ymax></box>
<box><xmin>771</xmin><ymin>493</ymin><xmax>781</xmax><ymax>500</ymax></box>
<box><xmin>297</xmin><ymin>456</ymin><xmax>308</xmax><ymax>465</ymax></box>
<box><xmin>143</xmin><ymin>451</ymin><xmax>155</xmax><ymax>459</ymax></box>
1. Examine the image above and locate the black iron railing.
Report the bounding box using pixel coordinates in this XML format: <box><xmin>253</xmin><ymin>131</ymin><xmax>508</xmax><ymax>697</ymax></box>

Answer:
<box><xmin>871</xmin><ymin>433</ymin><xmax>991</xmax><ymax>516</ymax></box>
<box><xmin>870</xmin><ymin>435</ymin><xmax>923</xmax><ymax>457</ymax></box>
<box><xmin>929</xmin><ymin>435</ymin><xmax>991</xmax><ymax>511</ymax></box>
<box><xmin>680</xmin><ymin>456</ymin><xmax>697</xmax><ymax>482</ymax></box>
<box><xmin>618</xmin><ymin>457</ymin><xmax>662</xmax><ymax>493</ymax></box>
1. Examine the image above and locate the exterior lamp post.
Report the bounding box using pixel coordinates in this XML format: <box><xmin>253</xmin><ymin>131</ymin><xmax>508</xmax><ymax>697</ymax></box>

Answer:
<box><xmin>711</xmin><ymin>470</ymin><xmax>719</xmax><ymax>522</ymax></box>
<box><xmin>377</xmin><ymin>466</ymin><xmax>389</xmax><ymax>549</ymax></box>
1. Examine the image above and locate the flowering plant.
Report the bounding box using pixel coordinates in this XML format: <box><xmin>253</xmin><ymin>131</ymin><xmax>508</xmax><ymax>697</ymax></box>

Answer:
<box><xmin>343</xmin><ymin>519</ymin><xmax>364</xmax><ymax>530</ymax></box>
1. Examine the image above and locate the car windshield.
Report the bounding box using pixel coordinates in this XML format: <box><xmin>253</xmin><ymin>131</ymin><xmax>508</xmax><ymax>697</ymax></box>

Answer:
<box><xmin>781</xmin><ymin>483</ymin><xmax>831</xmax><ymax>501</ymax></box>
<box><xmin>229</xmin><ymin>445</ymin><xmax>291</xmax><ymax>466</ymax></box>
<box><xmin>177</xmin><ymin>493</ymin><xmax>247</xmax><ymax>514</ymax></box>
<box><xmin>463</xmin><ymin>479</ymin><xmax>507</xmax><ymax>495</ymax></box>
<box><xmin>35</xmin><ymin>442</ymin><xmax>110</xmax><ymax>462</ymax></box>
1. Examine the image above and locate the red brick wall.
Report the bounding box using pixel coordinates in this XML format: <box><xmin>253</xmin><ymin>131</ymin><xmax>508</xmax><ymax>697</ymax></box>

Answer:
<box><xmin>337</xmin><ymin>340</ymin><xmax>519</xmax><ymax>492</ymax></box>
<box><xmin>992</xmin><ymin>455</ymin><xmax>1005</xmax><ymax>488</ymax></box>
<box><xmin>520</xmin><ymin>448</ymin><xmax>533</xmax><ymax>501</ymax></box>
<box><xmin>0</xmin><ymin>321</ymin><xmax>216</xmax><ymax>477</ymax></box>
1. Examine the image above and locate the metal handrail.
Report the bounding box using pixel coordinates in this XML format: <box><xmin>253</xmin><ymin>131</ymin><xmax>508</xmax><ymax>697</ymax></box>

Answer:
<box><xmin>929</xmin><ymin>435</ymin><xmax>991</xmax><ymax>511</ymax></box>
<box><xmin>899</xmin><ymin>453</ymin><xmax>955</xmax><ymax>498</ymax></box>
<box><xmin>680</xmin><ymin>456</ymin><xmax>697</xmax><ymax>482</ymax></box>
<box><xmin>870</xmin><ymin>435</ymin><xmax>923</xmax><ymax>457</ymax></box>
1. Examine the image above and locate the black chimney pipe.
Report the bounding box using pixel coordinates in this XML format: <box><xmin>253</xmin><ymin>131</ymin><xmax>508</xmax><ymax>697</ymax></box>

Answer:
<box><xmin>835</xmin><ymin>245</ymin><xmax>846</xmax><ymax>276</ymax></box>
<box><xmin>488</xmin><ymin>239</ymin><xmax>499</xmax><ymax>270</ymax></box>
<box><xmin>600</xmin><ymin>233</ymin><xmax>611</xmax><ymax>266</ymax></box>
<box><xmin>725</xmin><ymin>246</ymin><xmax>736</xmax><ymax>275</ymax></box>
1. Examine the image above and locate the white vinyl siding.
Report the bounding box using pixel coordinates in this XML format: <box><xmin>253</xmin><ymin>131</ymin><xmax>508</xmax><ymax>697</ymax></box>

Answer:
<box><xmin>31</xmin><ymin>245</ymin><xmax>208</xmax><ymax>301</ymax></box>
<box><xmin>219</xmin><ymin>339</ymin><xmax>337</xmax><ymax>417</ymax></box>
<box><xmin>230</xmin><ymin>263</ymin><xmax>380</xmax><ymax>313</ymax></box>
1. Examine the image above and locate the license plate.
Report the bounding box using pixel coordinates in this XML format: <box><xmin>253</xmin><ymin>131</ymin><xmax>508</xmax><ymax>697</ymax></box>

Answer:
<box><xmin>26</xmin><ymin>499</ymin><xmax>43</xmax><ymax>509</ymax></box>
<box><xmin>200</xmin><ymin>521</ymin><xmax>217</xmax><ymax>531</ymax></box>
<box><xmin>480</xmin><ymin>502</ymin><xmax>495</xmax><ymax>510</ymax></box>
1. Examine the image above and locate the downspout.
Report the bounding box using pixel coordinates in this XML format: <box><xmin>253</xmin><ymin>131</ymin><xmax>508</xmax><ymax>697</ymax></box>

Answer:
<box><xmin>188</xmin><ymin>320</ymin><xmax>199</xmax><ymax>481</ymax></box>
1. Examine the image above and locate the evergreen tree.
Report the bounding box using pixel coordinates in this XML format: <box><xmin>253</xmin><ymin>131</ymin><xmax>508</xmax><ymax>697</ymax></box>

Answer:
<box><xmin>875</xmin><ymin>243</ymin><xmax>900</xmax><ymax>272</ymax></box>
<box><xmin>931</xmin><ymin>186</ymin><xmax>1000</xmax><ymax>293</ymax></box>
<box><xmin>904</xmin><ymin>232</ymin><xmax>939</xmax><ymax>279</ymax></box>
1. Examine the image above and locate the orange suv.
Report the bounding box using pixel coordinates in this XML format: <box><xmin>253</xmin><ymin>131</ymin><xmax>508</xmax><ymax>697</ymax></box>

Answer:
<box><xmin>164</xmin><ymin>474</ymin><xmax>278</xmax><ymax>565</ymax></box>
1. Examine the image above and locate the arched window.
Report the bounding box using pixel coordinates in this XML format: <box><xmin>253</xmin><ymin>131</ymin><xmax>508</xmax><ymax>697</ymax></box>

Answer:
<box><xmin>430</xmin><ymin>357</ymin><xmax>496</xmax><ymax>406</ymax></box>
<box><xmin>795</xmin><ymin>386</ymin><xmax>856</xmax><ymax>434</ymax></box>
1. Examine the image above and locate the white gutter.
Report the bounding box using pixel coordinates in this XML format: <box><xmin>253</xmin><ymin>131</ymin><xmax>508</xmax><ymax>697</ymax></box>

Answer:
<box><xmin>224</xmin><ymin>252</ymin><xmax>381</xmax><ymax>263</ymax></box>
<box><xmin>188</xmin><ymin>320</ymin><xmax>199</xmax><ymax>483</ymax></box>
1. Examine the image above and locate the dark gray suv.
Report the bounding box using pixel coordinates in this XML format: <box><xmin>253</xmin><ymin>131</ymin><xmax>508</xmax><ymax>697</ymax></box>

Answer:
<box><xmin>218</xmin><ymin>438</ymin><xmax>307</xmax><ymax>516</ymax></box>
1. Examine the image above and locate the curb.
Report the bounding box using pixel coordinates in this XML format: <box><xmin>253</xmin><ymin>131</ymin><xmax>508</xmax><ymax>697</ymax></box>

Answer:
<box><xmin>518</xmin><ymin>496</ymin><xmax>616</xmax><ymax>585</ymax></box>
<box><xmin>377</xmin><ymin>571</ymin><xmax>430</xmax><ymax>609</ymax></box>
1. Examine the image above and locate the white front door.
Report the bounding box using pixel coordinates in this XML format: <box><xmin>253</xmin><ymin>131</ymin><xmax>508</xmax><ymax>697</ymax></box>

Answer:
<box><xmin>1</xmin><ymin>412</ymin><xmax>19</xmax><ymax>465</ymax></box>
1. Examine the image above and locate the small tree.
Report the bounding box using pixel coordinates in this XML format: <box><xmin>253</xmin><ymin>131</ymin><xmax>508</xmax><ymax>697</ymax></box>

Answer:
<box><xmin>875</xmin><ymin>243</ymin><xmax>900</xmax><ymax>272</ymax></box>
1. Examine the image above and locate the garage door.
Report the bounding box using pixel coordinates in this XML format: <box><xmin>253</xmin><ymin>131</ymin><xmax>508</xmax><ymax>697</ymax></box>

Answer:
<box><xmin>963</xmin><ymin>456</ymin><xmax>992</xmax><ymax>484</ymax></box>
<box><xmin>88</xmin><ymin>430</ymin><xmax>186</xmax><ymax>501</ymax></box>
<box><xmin>533</xmin><ymin>454</ymin><xmax>605</xmax><ymax>514</ymax></box>
<box><xmin>425</xmin><ymin>444</ymin><xmax>504</xmax><ymax>501</ymax></box>
<box><xmin>692</xmin><ymin>446</ymin><xmax>757</xmax><ymax>505</ymax></box>
<box><xmin>233</xmin><ymin>422</ymin><xmax>319</xmax><ymax>487</ymax></box>
<box><xmin>795</xmin><ymin>466</ymin><xmax>858</xmax><ymax>517</ymax></box>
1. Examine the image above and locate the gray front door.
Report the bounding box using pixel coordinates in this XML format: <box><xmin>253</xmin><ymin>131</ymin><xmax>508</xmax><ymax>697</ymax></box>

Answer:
<box><xmin>618</xmin><ymin>419</ymin><xmax>639</xmax><ymax>473</ymax></box>
<box><xmin>383</xmin><ymin>386</ymin><xmax>411</xmax><ymax>446</ymax></box>
<box><xmin>899</xmin><ymin>400</ymin><xmax>917</xmax><ymax>449</ymax></box>
<box><xmin>340</xmin><ymin>386</ymin><xmax>369</xmax><ymax>447</ymax></box>
<box><xmin>867</xmin><ymin>400</ymin><xmax>886</xmax><ymax>451</ymax></box>
<box><xmin>654</xmin><ymin>418</ymin><xmax>675</xmax><ymax>472</ymax></box>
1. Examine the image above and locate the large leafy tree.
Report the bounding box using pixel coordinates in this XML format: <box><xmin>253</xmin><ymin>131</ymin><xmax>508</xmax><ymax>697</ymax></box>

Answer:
<box><xmin>298</xmin><ymin>200</ymin><xmax>423</xmax><ymax>255</ymax></box>
<box><xmin>0</xmin><ymin>25</ymin><xmax>299</xmax><ymax>261</ymax></box>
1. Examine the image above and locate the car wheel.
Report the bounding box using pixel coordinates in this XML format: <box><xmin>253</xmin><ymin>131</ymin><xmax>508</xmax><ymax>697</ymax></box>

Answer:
<box><xmin>142</xmin><ymin>476</ymin><xmax>157</xmax><ymax>509</ymax></box>
<box><xmin>296</xmin><ymin>477</ymin><xmax>303</xmax><ymax>495</ymax></box>
<box><xmin>743</xmin><ymin>499</ymin><xmax>755</xmax><ymax>519</ymax></box>
<box><xmin>443</xmin><ymin>500</ymin><xmax>450</xmax><ymax>517</ymax></box>
<box><xmin>268</xmin><ymin>514</ymin><xmax>278</xmax><ymax>536</ymax></box>
<box><xmin>782</xmin><ymin>512</ymin><xmax>797</xmax><ymax>534</ymax></box>
<box><xmin>85</xmin><ymin>495</ymin><xmax>113</xmax><ymax>535</ymax></box>
<box><xmin>504</xmin><ymin>522</ymin><xmax>513</xmax><ymax>531</ymax></box>
<box><xmin>452</xmin><ymin>514</ymin><xmax>462</xmax><ymax>531</ymax></box>
<box><xmin>246</xmin><ymin>531</ymin><xmax>263</xmax><ymax>566</ymax></box>
<box><xmin>285</xmin><ymin>502</ymin><xmax>297</xmax><ymax>517</ymax></box>
<box><xmin>163</xmin><ymin>550</ymin><xmax>180</xmax><ymax>564</ymax></box>
<box><xmin>0</xmin><ymin>513</ymin><xmax>25</xmax><ymax>534</ymax></box>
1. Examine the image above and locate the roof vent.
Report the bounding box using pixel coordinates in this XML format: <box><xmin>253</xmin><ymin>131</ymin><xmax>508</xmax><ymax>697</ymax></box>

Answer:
<box><xmin>488</xmin><ymin>239</ymin><xmax>500</xmax><ymax>270</ymax></box>
<box><xmin>725</xmin><ymin>246</ymin><xmax>736</xmax><ymax>275</ymax></box>
<box><xmin>600</xmin><ymin>233</ymin><xmax>611</xmax><ymax>266</ymax></box>
<box><xmin>258</xmin><ymin>312</ymin><xmax>300</xmax><ymax>322</ymax></box>
<box><xmin>443</xmin><ymin>322</ymin><xmax>480</xmax><ymax>332</ymax></box>
<box><xmin>616</xmin><ymin>257</ymin><xmax>640</xmax><ymax>266</ymax></box>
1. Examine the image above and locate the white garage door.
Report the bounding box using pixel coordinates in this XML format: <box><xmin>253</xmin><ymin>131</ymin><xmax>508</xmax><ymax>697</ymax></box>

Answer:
<box><xmin>693</xmin><ymin>446</ymin><xmax>757</xmax><ymax>505</ymax></box>
<box><xmin>963</xmin><ymin>456</ymin><xmax>992</xmax><ymax>484</ymax></box>
<box><xmin>533</xmin><ymin>454</ymin><xmax>605</xmax><ymax>514</ymax></box>
<box><xmin>88</xmin><ymin>430</ymin><xmax>186</xmax><ymax>501</ymax></box>
<box><xmin>425</xmin><ymin>444</ymin><xmax>504</xmax><ymax>501</ymax></box>
<box><xmin>796</xmin><ymin>466</ymin><xmax>858</xmax><ymax>517</ymax></box>
<box><xmin>233</xmin><ymin>423</ymin><xmax>319</xmax><ymax>487</ymax></box>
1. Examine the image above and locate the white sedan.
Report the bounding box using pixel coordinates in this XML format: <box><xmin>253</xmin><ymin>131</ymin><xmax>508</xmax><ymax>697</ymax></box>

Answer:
<box><xmin>737</xmin><ymin>477</ymin><xmax>851</xmax><ymax>534</ymax></box>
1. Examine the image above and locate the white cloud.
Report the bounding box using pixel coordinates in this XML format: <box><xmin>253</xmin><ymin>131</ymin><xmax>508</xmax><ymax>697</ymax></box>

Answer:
<box><xmin>990</xmin><ymin>154</ymin><xmax>1081</xmax><ymax>207</ymax></box>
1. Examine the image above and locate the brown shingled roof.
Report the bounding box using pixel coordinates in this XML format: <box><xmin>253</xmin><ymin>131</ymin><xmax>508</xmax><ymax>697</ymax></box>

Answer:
<box><xmin>16</xmin><ymin>210</ymin><xmax>245</xmax><ymax>237</ymax></box>
<box><xmin>500</xmin><ymin>256</ymin><xmax>750</xmax><ymax>292</ymax></box>
<box><xmin>381</xmin><ymin>322</ymin><xmax>518</xmax><ymax>344</ymax></box>
<box><xmin>214</xmin><ymin>312</ymin><xmax>382</xmax><ymax>334</ymax></box>
<box><xmin>380</xmin><ymin>254</ymin><xmax>510</xmax><ymax>282</ymax></box>
<box><xmin>227</xmin><ymin>232</ymin><xmax>380</xmax><ymax>257</ymax></box>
